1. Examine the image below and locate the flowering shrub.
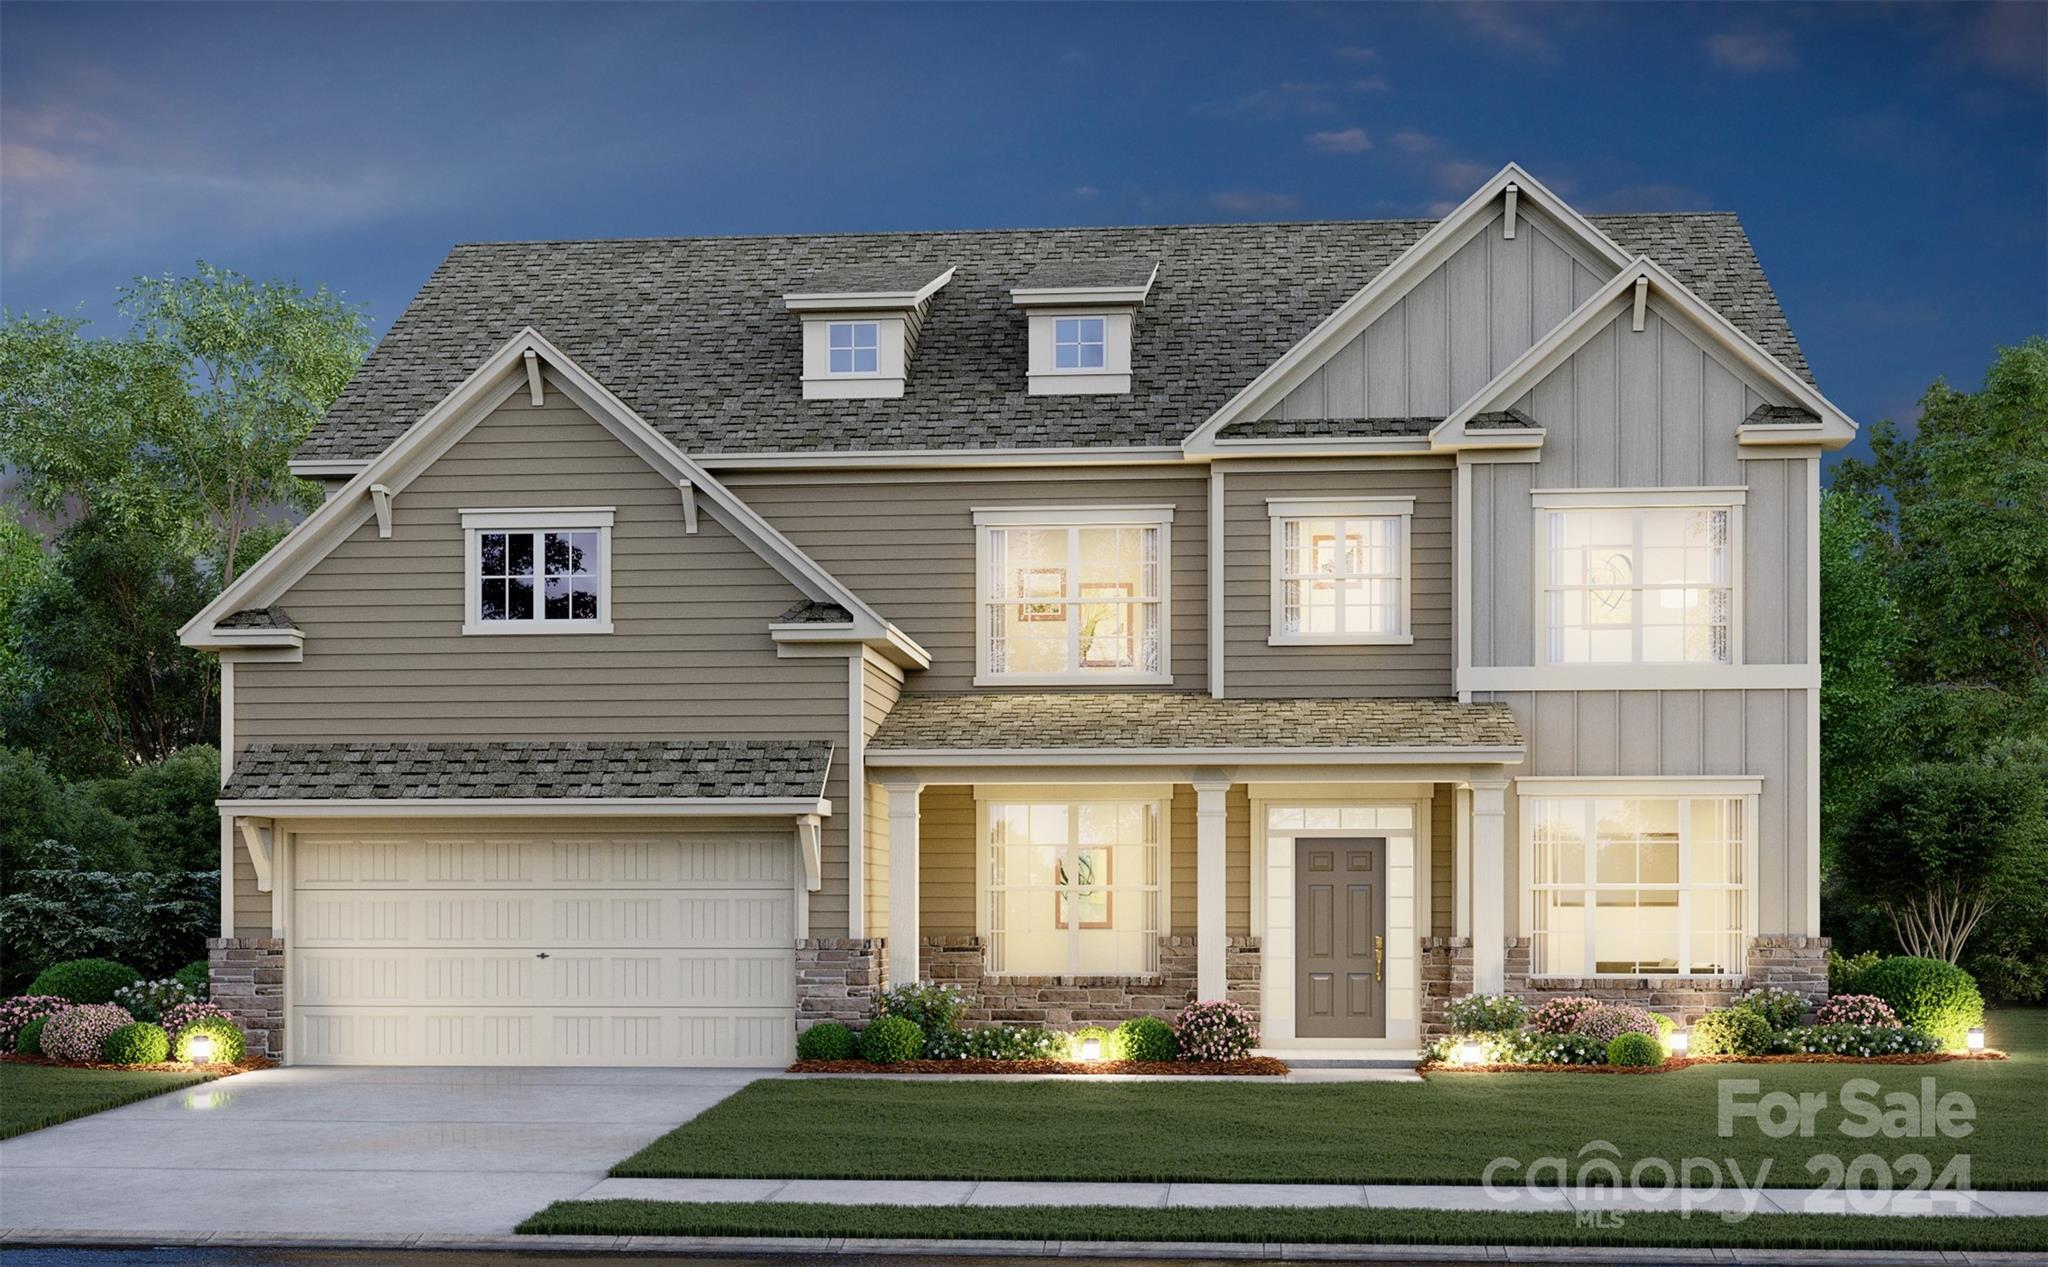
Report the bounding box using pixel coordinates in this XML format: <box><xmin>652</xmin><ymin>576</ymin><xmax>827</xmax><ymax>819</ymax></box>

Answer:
<box><xmin>1443</xmin><ymin>992</ymin><xmax>1526</xmax><ymax>1033</ymax></box>
<box><xmin>1571</xmin><ymin>1004</ymin><xmax>1658</xmax><ymax>1045</ymax></box>
<box><xmin>1813</xmin><ymin>994</ymin><xmax>1900</xmax><ymax>1028</ymax></box>
<box><xmin>112</xmin><ymin>978</ymin><xmax>196</xmax><ymax>1023</ymax></box>
<box><xmin>1526</xmin><ymin>996</ymin><xmax>1604</xmax><ymax>1034</ymax></box>
<box><xmin>1732</xmin><ymin>986</ymin><xmax>1808</xmax><ymax>1029</ymax></box>
<box><xmin>39</xmin><ymin>1003</ymin><xmax>135</xmax><ymax>1063</ymax></box>
<box><xmin>960</xmin><ymin>1025</ymin><xmax>1064</xmax><ymax>1060</ymax></box>
<box><xmin>1770</xmin><ymin>1024</ymin><xmax>1941</xmax><ymax>1057</ymax></box>
<box><xmin>877</xmin><ymin>981</ymin><xmax>970</xmax><ymax>1045</ymax></box>
<box><xmin>0</xmin><ymin>996</ymin><xmax>70</xmax><ymax>1050</ymax></box>
<box><xmin>1174</xmin><ymin>1000</ymin><xmax>1259</xmax><ymax>1061</ymax></box>
<box><xmin>175</xmin><ymin>960</ymin><xmax>211</xmax><ymax>999</ymax></box>
<box><xmin>160</xmin><ymin>1001</ymin><xmax>232</xmax><ymax>1046</ymax></box>
<box><xmin>1422</xmin><ymin>1029</ymin><xmax>1606</xmax><ymax>1066</ymax></box>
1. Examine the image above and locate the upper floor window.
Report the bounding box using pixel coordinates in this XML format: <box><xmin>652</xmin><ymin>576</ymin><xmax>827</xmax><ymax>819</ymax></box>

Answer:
<box><xmin>1268</xmin><ymin>497</ymin><xmax>1414</xmax><ymax>645</ymax></box>
<box><xmin>1053</xmin><ymin>317</ymin><xmax>1106</xmax><ymax>370</ymax></box>
<box><xmin>973</xmin><ymin>506</ymin><xmax>1172</xmax><ymax>685</ymax></box>
<box><xmin>1536</xmin><ymin>494</ymin><xmax>1740</xmax><ymax>665</ymax></box>
<box><xmin>460</xmin><ymin>508</ymin><xmax>614</xmax><ymax>635</ymax></box>
<box><xmin>826</xmin><ymin>321</ymin><xmax>880</xmax><ymax>375</ymax></box>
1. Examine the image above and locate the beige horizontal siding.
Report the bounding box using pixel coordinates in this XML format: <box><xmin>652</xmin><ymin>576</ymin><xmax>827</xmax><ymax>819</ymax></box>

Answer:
<box><xmin>1430</xmin><ymin>782</ymin><xmax>1453</xmax><ymax>938</ymax></box>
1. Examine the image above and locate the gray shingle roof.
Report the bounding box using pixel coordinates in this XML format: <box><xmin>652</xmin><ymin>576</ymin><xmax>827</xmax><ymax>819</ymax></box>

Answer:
<box><xmin>222</xmin><ymin>739</ymin><xmax>834</xmax><ymax>801</ymax></box>
<box><xmin>1469</xmin><ymin>408</ymin><xmax>1543</xmax><ymax>431</ymax></box>
<box><xmin>1218</xmin><ymin>416</ymin><xmax>1437</xmax><ymax>441</ymax></box>
<box><xmin>303</xmin><ymin>213</ymin><xmax>1811</xmax><ymax>461</ymax></box>
<box><xmin>1013</xmin><ymin>258</ymin><xmax>1158</xmax><ymax>291</ymax></box>
<box><xmin>1745</xmin><ymin>403</ymin><xmax>1820</xmax><ymax>426</ymax></box>
<box><xmin>868</xmin><ymin>692</ymin><xmax>1521</xmax><ymax>752</ymax></box>
<box><xmin>218</xmin><ymin>606</ymin><xmax>297</xmax><ymax>630</ymax></box>
<box><xmin>778</xmin><ymin>600</ymin><xmax>853</xmax><ymax>623</ymax></box>
<box><xmin>790</xmin><ymin>264</ymin><xmax>952</xmax><ymax>295</ymax></box>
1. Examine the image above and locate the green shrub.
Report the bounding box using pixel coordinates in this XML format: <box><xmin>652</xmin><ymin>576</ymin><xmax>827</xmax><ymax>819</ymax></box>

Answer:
<box><xmin>858</xmin><ymin>1015</ymin><xmax>924</xmax><ymax>1064</ymax></box>
<box><xmin>1064</xmin><ymin>1025</ymin><xmax>1124</xmax><ymax>1061</ymax></box>
<box><xmin>174</xmin><ymin>960</ymin><xmax>210</xmax><ymax>999</ymax></box>
<box><xmin>1420</xmin><ymin>1029</ymin><xmax>1608</xmax><ymax>1066</ymax></box>
<box><xmin>103</xmin><ymin>1021</ymin><xmax>170</xmax><ymax>1065</ymax></box>
<box><xmin>172</xmin><ymin>1014</ymin><xmax>245</xmax><ymax>1065</ymax></box>
<box><xmin>1771</xmin><ymin>1024</ymin><xmax>1942</xmax><ymax>1057</ymax></box>
<box><xmin>876</xmin><ymin>981</ymin><xmax>969</xmax><ymax>1046</ymax></box>
<box><xmin>1444</xmin><ymin>992</ymin><xmax>1526</xmax><ymax>1033</ymax></box>
<box><xmin>1648</xmin><ymin>1011</ymin><xmax>1677</xmax><ymax>1039</ymax></box>
<box><xmin>1829</xmin><ymin>949</ymin><xmax>1881</xmax><ymax>996</ymax></box>
<box><xmin>27</xmin><ymin>958</ymin><xmax>141</xmax><ymax>1004</ymax></box>
<box><xmin>1115</xmin><ymin>1015</ymin><xmax>1177</xmax><ymax>1062</ymax></box>
<box><xmin>14</xmin><ymin>1015</ymin><xmax>51</xmax><ymax>1056</ymax></box>
<box><xmin>962</xmin><ymin>1025</ymin><xmax>1063</xmax><ymax>1060</ymax></box>
<box><xmin>112</xmin><ymin>977</ymin><xmax>194</xmax><ymax>1023</ymax></box>
<box><xmin>1732</xmin><ymin>986</ymin><xmax>1807</xmax><ymax>1029</ymax></box>
<box><xmin>1606</xmin><ymin>1032</ymin><xmax>1664</xmax><ymax>1067</ymax></box>
<box><xmin>1857</xmin><ymin>956</ymin><xmax>1985</xmax><ymax>1049</ymax></box>
<box><xmin>1692</xmin><ymin>1007</ymin><xmax>1772</xmax><ymax>1057</ymax></box>
<box><xmin>795</xmin><ymin>1023</ymin><xmax>858</xmax><ymax>1061</ymax></box>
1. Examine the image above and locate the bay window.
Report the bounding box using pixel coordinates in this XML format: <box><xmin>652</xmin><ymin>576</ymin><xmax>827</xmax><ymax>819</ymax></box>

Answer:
<box><xmin>1537</xmin><ymin>495</ymin><xmax>1740</xmax><ymax>665</ymax></box>
<box><xmin>974</xmin><ymin>507</ymin><xmax>1170</xmax><ymax>684</ymax></box>
<box><xmin>980</xmin><ymin>794</ymin><xmax>1165</xmax><ymax>976</ymax></box>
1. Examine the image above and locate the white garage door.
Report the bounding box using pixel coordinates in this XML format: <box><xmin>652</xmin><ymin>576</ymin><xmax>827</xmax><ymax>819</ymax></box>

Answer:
<box><xmin>289</xmin><ymin>827</ymin><xmax>797</xmax><ymax>1066</ymax></box>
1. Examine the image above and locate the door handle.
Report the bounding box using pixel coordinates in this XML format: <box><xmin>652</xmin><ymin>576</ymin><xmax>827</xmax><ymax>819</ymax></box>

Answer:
<box><xmin>535</xmin><ymin>952</ymin><xmax>550</xmax><ymax>960</ymax></box>
<box><xmin>1373</xmin><ymin>935</ymin><xmax>1384</xmax><ymax>982</ymax></box>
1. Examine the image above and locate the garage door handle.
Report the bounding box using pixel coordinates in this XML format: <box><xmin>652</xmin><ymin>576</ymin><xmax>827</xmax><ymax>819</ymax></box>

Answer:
<box><xmin>535</xmin><ymin>952</ymin><xmax>550</xmax><ymax>960</ymax></box>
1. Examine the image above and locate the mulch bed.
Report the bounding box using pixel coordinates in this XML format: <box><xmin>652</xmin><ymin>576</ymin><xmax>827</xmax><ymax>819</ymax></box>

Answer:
<box><xmin>788</xmin><ymin>1057</ymin><xmax>1291</xmax><ymax>1076</ymax></box>
<box><xmin>0</xmin><ymin>1052</ymin><xmax>270</xmax><ymax>1074</ymax></box>
<box><xmin>1421</xmin><ymin>1050</ymin><xmax>2008</xmax><ymax>1075</ymax></box>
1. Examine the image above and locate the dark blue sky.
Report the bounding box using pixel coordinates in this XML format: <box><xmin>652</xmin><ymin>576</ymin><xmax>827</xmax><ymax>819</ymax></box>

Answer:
<box><xmin>4</xmin><ymin>1</ymin><xmax>2043</xmax><ymax>470</ymax></box>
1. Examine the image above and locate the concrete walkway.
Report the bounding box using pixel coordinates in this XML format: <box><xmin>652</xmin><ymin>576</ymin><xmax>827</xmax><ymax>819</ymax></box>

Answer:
<box><xmin>0</xmin><ymin>1064</ymin><xmax>767</xmax><ymax>1237</ymax></box>
<box><xmin>581</xmin><ymin>1175</ymin><xmax>2048</xmax><ymax>1219</ymax></box>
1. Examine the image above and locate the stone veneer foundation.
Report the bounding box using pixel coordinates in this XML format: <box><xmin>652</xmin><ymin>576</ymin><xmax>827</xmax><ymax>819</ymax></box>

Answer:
<box><xmin>206</xmin><ymin>936</ymin><xmax>284</xmax><ymax>1058</ymax></box>
<box><xmin>1419</xmin><ymin>934</ymin><xmax>1832</xmax><ymax>1038</ymax></box>
<box><xmin>921</xmin><ymin>934</ymin><xmax>1262</xmax><ymax>1027</ymax></box>
<box><xmin>795</xmin><ymin>937</ymin><xmax>887</xmax><ymax>1031</ymax></box>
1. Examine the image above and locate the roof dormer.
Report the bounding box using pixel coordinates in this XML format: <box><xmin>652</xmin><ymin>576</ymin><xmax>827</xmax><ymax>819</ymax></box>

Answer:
<box><xmin>1010</xmin><ymin>259</ymin><xmax>1157</xmax><ymax>396</ymax></box>
<box><xmin>784</xmin><ymin>265</ymin><xmax>954</xmax><ymax>400</ymax></box>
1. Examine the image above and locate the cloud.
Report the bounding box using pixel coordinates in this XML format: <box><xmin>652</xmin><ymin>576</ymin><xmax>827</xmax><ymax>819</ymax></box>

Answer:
<box><xmin>1209</xmin><ymin>189</ymin><xmax>1301</xmax><ymax>216</ymax></box>
<box><xmin>1428</xmin><ymin>201</ymin><xmax>1458</xmax><ymax>217</ymax></box>
<box><xmin>1335</xmin><ymin>45</ymin><xmax>1378</xmax><ymax>62</ymax></box>
<box><xmin>1348</xmin><ymin>75</ymin><xmax>1391</xmax><ymax>93</ymax></box>
<box><xmin>1433</xmin><ymin>159</ymin><xmax>1494</xmax><ymax>191</ymax></box>
<box><xmin>1071</xmin><ymin>185</ymin><xmax>1101</xmax><ymax>198</ymax></box>
<box><xmin>1391</xmin><ymin>129</ymin><xmax>1439</xmax><ymax>153</ymax></box>
<box><xmin>1306</xmin><ymin>127</ymin><xmax>1373</xmax><ymax>154</ymax></box>
<box><xmin>1705</xmin><ymin>30</ymin><xmax>1797</xmax><ymax>73</ymax></box>
<box><xmin>1581</xmin><ymin>182</ymin><xmax>1716</xmax><ymax>213</ymax></box>
<box><xmin>1198</xmin><ymin>81</ymin><xmax>1341</xmax><ymax>119</ymax></box>
<box><xmin>1955</xmin><ymin>1</ymin><xmax>2047</xmax><ymax>88</ymax></box>
<box><xmin>1451</xmin><ymin>2</ymin><xmax>1556</xmax><ymax>60</ymax></box>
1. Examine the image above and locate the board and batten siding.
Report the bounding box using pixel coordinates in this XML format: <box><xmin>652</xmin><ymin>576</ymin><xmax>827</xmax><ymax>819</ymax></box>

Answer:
<box><xmin>1262</xmin><ymin>207</ymin><xmax>1616</xmax><ymax>423</ymax></box>
<box><xmin>1488</xmin><ymin>688</ymin><xmax>1812</xmax><ymax>937</ymax></box>
<box><xmin>232</xmin><ymin>386</ymin><xmax>860</xmax><ymax>936</ymax></box>
<box><xmin>722</xmin><ymin>467</ymin><xmax>1210</xmax><ymax>693</ymax></box>
<box><xmin>1220</xmin><ymin>460</ymin><xmax>1455</xmax><ymax>697</ymax></box>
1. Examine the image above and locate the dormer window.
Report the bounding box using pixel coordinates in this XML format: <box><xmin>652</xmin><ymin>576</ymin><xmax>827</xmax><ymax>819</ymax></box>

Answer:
<box><xmin>1012</xmin><ymin>260</ymin><xmax>1157</xmax><ymax>396</ymax></box>
<box><xmin>828</xmin><ymin>322</ymin><xmax>880</xmax><ymax>376</ymax></box>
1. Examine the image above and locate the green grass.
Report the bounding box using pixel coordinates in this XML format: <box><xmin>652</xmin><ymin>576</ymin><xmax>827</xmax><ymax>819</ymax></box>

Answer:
<box><xmin>518</xmin><ymin>1201</ymin><xmax>2048</xmax><ymax>1252</ymax></box>
<box><xmin>614</xmin><ymin>1006</ymin><xmax>2048</xmax><ymax>1188</ymax></box>
<box><xmin>0</xmin><ymin>1062</ymin><xmax>217</xmax><ymax>1140</ymax></box>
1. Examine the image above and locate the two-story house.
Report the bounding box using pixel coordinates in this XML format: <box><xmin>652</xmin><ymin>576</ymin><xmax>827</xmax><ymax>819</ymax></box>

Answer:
<box><xmin>183</xmin><ymin>165</ymin><xmax>1855</xmax><ymax>1065</ymax></box>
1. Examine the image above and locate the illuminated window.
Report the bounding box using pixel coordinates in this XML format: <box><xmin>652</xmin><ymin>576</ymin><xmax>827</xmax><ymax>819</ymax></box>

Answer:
<box><xmin>982</xmin><ymin>797</ymin><xmax>1164</xmax><ymax>976</ymax></box>
<box><xmin>1542</xmin><ymin>505</ymin><xmax>1734</xmax><ymax>664</ymax></box>
<box><xmin>975</xmin><ymin>508</ymin><xmax>1170</xmax><ymax>683</ymax></box>
<box><xmin>1269</xmin><ymin>498</ymin><xmax>1413</xmax><ymax>644</ymax></box>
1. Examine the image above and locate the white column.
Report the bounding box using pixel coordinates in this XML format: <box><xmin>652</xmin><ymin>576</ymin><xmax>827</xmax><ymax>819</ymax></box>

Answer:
<box><xmin>1452</xmin><ymin>786</ymin><xmax>1473</xmax><ymax>938</ymax></box>
<box><xmin>1194</xmin><ymin>775</ymin><xmax>1231</xmax><ymax>1000</ymax></box>
<box><xmin>1469</xmin><ymin>780</ymin><xmax>1509</xmax><ymax>993</ymax></box>
<box><xmin>884</xmin><ymin>779</ymin><xmax>923</xmax><ymax>988</ymax></box>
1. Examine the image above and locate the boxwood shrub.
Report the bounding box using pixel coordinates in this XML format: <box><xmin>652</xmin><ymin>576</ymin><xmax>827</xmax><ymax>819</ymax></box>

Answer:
<box><xmin>857</xmin><ymin>1014</ymin><xmax>923</xmax><ymax>1064</ymax></box>
<box><xmin>173</xmin><ymin>1014</ymin><xmax>246</xmax><ymax>1065</ymax></box>
<box><xmin>1692</xmin><ymin>1006</ymin><xmax>1772</xmax><ymax>1057</ymax></box>
<box><xmin>1115</xmin><ymin>1015</ymin><xmax>1176</xmax><ymax>1062</ymax></box>
<box><xmin>104</xmin><ymin>1022</ymin><xmax>170</xmax><ymax>1065</ymax></box>
<box><xmin>14</xmin><ymin>1015</ymin><xmax>52</xmax><ymax>1056</ymax></box>
<box><xmin>1606</xmin><ymin>1032</ymin><xmax>1664</xmax><ymax>1066</ymax></box>
<box><xmin>1856</xmin><ymin>956</ymin><xmax>1985</xmax><ymax>1050</ymax></box>
<box><xmin>795</xmin><ymin>1022</ymin><xmax>857</xmax><ymax>1061</ymax></box>
<box><xmin>28</xmin><ymin>959</ymin><xmax>141</xmax><ymax>1005</ymax></box>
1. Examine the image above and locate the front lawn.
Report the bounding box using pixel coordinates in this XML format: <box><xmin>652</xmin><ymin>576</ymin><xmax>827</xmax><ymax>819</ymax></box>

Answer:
<box><xmin>520</xmin><ymin>1202</ymin><xmax>2048</xmax><ymax>1252</ymax></box>
<box><xmin>614</xmin><ymin>1007</ymin><xmax>2048</xmax><ymax>1188</ymax></box>
<box><xmin>0</xmin><ymin>1062</ymin><xmax>217</xmax><ymax>1140</ymax></box>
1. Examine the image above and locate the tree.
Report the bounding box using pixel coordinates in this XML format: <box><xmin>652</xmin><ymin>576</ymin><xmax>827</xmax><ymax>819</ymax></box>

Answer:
<box><xmin>120</xmin><ymin>263</ymin><xmax>369</xmax><ymax>583</ymax></box>
<box><xmin>1817</xmin><ymin>487</ymin><xmax>1905</xmax><ymax>862</ymax></box>
<box><xmin>1835</xmin><ymin>762</ymin><xmax>2048</xmax><ymax>964</ymax></box>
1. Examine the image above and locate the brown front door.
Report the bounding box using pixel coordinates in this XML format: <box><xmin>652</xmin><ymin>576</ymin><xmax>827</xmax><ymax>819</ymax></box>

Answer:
<box><xmin>1294</xmin><ymin>838</ymin><xmax>1387</xmax><ymax>1038</ymax></box>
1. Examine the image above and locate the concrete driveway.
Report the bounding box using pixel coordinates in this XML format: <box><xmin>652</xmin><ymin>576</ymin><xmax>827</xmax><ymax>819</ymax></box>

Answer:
<box><xmin>0</xmin><ymin>1065</ymin><xmax>768</xmax><ymax>1238</ymax></box>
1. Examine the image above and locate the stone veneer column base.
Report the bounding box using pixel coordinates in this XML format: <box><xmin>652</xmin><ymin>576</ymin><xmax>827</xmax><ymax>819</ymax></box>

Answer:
<box><xmin>795</xmin><ymin>938</ymin><xmax>886</xmax><ymax>1031</ymax></box>
<box><xmin>1419</xmin><ymin>935</ymin><xmax>1832</xmax><ymax>1038</ymax></box>
<box><xmin>207</xmin><ymin>937</ymin><xmax>284</xmax><ymax>1059</ymax></box>
<box><xmin>922</xmin><ymin>934</ymin><xmax>1260</xmax><ymax>1027</ymax></box>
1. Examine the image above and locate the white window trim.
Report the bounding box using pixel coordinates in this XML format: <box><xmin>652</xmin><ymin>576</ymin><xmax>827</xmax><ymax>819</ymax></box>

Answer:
<box><xmin>1530</xmin><ymin>491</ymin><xmax>1744</xmax><ymax>669</ymax></box>
<box><xmin>824</xmin><ymin>320</ymin><xmax>883</xmax><ymax>379</ymax></box>
<box><xmin>1515</xmin><ymin>779</ymin><xmax>1761</xmax><ymax>981</ymax></box>
<box><xmin>459</xmin><ymin>507</ymin><xmax>615</xmax><ymax>635</ymax></box>
<box><xmin>973</xmin><ymin>785</ymin><xmax>1172</xmax><ymax>979</ymax></box>
<box><xmin>972</xmin><ymin>505</ymin><xmax>1174</xmax><ymax>686</ymax></box>
<box><xmin>1266</xmin><ymin>496</ymin><xmax>1415</xmax><ymax>646</ymax></box>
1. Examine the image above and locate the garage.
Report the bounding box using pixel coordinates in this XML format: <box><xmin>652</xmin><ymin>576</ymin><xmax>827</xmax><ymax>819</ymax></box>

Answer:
<box><xmin>286</xmin><ymin>826</ymin><xmax>799</xmax><ymax>1066</ymax></box>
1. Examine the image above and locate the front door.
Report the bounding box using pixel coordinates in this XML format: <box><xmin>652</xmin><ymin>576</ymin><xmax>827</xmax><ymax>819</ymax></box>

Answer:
<box><xmin>1294</xmin><ymin>838</ymin><xmax>1387</xmax><ymax>1038</ymax></box>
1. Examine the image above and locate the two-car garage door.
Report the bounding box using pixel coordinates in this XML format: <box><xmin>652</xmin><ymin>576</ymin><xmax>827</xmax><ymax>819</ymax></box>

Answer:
<box><xmin>288</xmin><ymin>827</ymin><xmax>797</xmax><ymax>1066</ymax></box>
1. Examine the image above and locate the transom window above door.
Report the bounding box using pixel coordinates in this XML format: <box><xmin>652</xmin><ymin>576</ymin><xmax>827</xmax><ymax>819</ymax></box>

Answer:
<box><xmin>1267</xmin><ymin>497</ymin><xmax>1414</xmax><ymax>645</ymax></box>
<box><xmin>1536</xmin><ymin>493</ymin><xmax>1741</xmax><ymax>665</ymax></box>
<box><xmin>460</xmin><ymin>508</ymin><xmax>614</xmax><ymax>635</ymax></box>
<box><xmin>973</xmin><ymin>507</ymin><xmax>1171</xmax><ymax>684</ymax></box>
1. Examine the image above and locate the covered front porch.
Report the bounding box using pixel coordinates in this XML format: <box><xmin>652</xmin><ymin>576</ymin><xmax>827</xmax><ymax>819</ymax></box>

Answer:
<box><xmin>857</xmin><ymin>693</ymin><xmax>1524</xmax><ymax>1054</ymax></box>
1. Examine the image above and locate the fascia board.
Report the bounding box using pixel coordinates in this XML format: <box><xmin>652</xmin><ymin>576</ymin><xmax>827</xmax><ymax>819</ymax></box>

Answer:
<box><xmin>218</xmin><ymin>796</ymin><xmax>834</xmax><ymax>818</ymax></box>
<box><xmin>288</xmin><ymin>458</ymin><xmax>371</xmax><ymax>478</ymax></box>
<box><xmin>1432</xmin><ymin>266</ymin><xmax>1643</xmax><ymax>444</ymax></box>
<box><xmin>865</xmin><ymin>745</ymin><xmax>1525</xmax><ymax>766</ymax></box>
<box><xmin>783</xmin><ymin>266</ymin><xmax>956</xmax><ymax>312</ymax></box>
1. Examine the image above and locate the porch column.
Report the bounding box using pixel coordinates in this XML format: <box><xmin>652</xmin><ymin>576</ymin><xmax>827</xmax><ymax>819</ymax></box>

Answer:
<box><xmin>883</xmin><ymin>776</ymin><xmax>924</xmax><ymax>988</ymax></box>
<box><xmin>1193</xmin><ymin>774</ymin><xmax>1231</xmax><ymax>1000</ymax></box>
<box><xmin>1469</xmin><ymin>779</ymin><xmax>1509</xmax><ymax>993</ymax></box>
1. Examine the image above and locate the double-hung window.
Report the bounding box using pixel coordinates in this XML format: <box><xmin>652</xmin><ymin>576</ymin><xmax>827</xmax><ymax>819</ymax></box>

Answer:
<box><xmin>1522</xmin><ymin>783</ymin><xmax>1758</xmax><ymax>977</ymax></box>
<box><xmin>1537</xmin><ymin>492</ymin><xmax>1741</xmax><ymax>665</ymax></box>
<box><xmin>980</xmin><ymin>793</ymin><xmax>1166</xmax><ymax>976</ymax></box>
<box><xmin>1268</xmin><ymin>497</ymin><xmax>1413</xmax><ymax>644</ymax></box>
<box><xmin>974</xmin><ymin>507</ymin><xmax>1171</xmax><ymax>684</ymax></box>
<box><xmin>461</xmin><ymin>508</ymin><xmax>614</xmax><ymax>634</ymax></box>
<box><xmin>826</xmin><ymin>321</ymin><xmax>879</xmax><ymax>375</ymax></box>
